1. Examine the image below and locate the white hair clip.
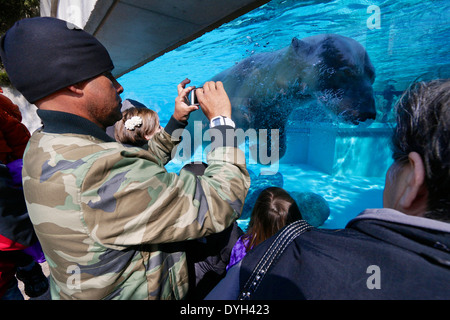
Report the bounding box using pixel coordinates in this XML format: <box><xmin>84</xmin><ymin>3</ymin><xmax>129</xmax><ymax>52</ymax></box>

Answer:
<box><xmin>124</xmin><ymin>116</ymin><xmax>143</xmax><ymax>130</ymax></box>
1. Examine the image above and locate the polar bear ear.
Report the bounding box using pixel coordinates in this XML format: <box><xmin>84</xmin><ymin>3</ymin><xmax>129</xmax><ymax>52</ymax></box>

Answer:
<box><xmin>291</xmin><ymin>37</ymin><xmax>311</xmax><ymax>53</ymax></box>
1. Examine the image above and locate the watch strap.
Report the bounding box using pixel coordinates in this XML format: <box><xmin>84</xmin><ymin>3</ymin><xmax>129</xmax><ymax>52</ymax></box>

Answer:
<box><xmin>209</xmin><ymin>115</ymin><xmax>235</xmax><ymax>128</ymax></box>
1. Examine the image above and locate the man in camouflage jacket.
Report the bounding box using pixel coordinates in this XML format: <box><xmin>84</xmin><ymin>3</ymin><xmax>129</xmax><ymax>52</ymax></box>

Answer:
<box><xmin>0</xmin><ymin>17</ymin><xmax>250</xmax><ymax>299</ymax></box>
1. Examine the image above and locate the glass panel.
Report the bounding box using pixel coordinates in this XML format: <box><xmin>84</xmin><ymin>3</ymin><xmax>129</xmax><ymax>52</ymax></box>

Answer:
<box><xmin>118</xmin><ymin>0</ymin><xmax>449</xmax><ymax>229</ymax></box>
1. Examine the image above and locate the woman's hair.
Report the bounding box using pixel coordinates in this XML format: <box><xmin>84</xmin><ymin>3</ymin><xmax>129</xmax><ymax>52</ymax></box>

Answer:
<box><xmin>243</xmin><ymin>187</ymin><xmax>302</xmax><ymax>251</ymax></box>
<box><xmin>114</xmin><ymin>107</ymin><xmax>160</xmax><ymax>146</ymax></box>
<box><xmin>390</xmin><ymin>79</ymin><xmax>450</xmax><ymax>221</ymax></box>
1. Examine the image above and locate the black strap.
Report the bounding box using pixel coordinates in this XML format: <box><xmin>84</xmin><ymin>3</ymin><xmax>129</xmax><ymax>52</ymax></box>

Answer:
<box><xmin>238</xmin><ymin>220</ymin><xmax>312</xmax><ymax>300</ymax></box>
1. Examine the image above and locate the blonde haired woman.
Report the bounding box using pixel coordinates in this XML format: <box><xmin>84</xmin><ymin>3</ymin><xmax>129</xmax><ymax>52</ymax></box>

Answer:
<box><xmin>114</xmin><ymin>107</ymin><xmax>162</xmax><ymax>147</ymax></box>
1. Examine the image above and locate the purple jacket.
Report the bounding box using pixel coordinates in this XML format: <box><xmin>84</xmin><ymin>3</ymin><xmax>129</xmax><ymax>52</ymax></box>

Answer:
<box><xmin>227</xmin><ymin>236</ymin><xmax>251</xmax><ymax>271</ymax></box>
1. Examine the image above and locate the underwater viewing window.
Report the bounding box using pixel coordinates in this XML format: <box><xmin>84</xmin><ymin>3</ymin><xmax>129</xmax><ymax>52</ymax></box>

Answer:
<box><xmin>118</xmin><ymin>0</ymin><xmax>449</xmax><ymax>229</ymax></box>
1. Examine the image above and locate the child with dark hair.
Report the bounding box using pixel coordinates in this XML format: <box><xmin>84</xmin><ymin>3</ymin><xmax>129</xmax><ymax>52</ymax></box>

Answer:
<box><xmin>226</xmin><ymin>187</ymin><xmax>302</xmax><ymax>270</ymax></box>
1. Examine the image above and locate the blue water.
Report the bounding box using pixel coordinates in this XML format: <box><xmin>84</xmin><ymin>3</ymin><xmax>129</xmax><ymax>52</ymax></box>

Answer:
<box><xmin>118</xmin><ymin>0</ymin><xmax>450</xmax><ymax>229</ymax></box>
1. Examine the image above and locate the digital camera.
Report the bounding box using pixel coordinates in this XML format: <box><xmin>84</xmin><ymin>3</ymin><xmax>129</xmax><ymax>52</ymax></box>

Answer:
<box><xmin>186</xmin><ymin>87</ymin><xmax>202</xmax><ymax>105</ymax></box>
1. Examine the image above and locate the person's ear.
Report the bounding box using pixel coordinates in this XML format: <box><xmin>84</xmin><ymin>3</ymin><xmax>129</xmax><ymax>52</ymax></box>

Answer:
<box><xmin>399</xmin><ymin>152</ymin><xmax>428</xmax><ymax>213</ymax></box>
<box><xmin>66</xmin><ymin>81</ymin><xmax>87</xmax><ymax>96</ymax></box>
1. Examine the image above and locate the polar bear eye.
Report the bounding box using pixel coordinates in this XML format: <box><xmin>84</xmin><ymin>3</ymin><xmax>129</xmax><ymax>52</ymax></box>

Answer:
<box><xmin>340</xmin><ymin>66</ymin><xmax>355</xmax><ymax>77</ymax></box>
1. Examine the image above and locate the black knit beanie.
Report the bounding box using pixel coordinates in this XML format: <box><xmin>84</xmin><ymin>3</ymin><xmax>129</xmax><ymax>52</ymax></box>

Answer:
<box><xmin>0</xmin><ymin>17</ymin><xmax>114</xmax><ymax>103</ymax></box>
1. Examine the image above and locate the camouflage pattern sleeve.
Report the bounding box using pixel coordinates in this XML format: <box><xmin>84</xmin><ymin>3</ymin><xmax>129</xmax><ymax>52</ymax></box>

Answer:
<box><xmin>145</xmin><ymin>128</ymin><xmax>179</xmax><ymax>166</ymax></box>
<box><xmin>81</xmin><ymin>133</ymin><xmax>249</xmax><ymax>249</ymax></box>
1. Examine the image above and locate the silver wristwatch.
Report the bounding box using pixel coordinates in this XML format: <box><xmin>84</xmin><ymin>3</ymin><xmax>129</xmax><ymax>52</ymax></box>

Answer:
<box><xmin>209</xmin><ymin>116</ymin><xmax>236</xmax><ymax>128</ymax></box>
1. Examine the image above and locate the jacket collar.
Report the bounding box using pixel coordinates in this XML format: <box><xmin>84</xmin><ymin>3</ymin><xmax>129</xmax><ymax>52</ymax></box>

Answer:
<box><xmin>37</xmin><ymin>109</ymin><xmax>115</xmax><ymax>142</ymax></box>
<box><xmin>347</xmin><ymin>208</ymin><xmax>450</xmax><ymax>233</ymax></box>
<box><xmin>347</xmin><ymin>208</ymin><xmax>450</xmax><ymax>267</ymax></box>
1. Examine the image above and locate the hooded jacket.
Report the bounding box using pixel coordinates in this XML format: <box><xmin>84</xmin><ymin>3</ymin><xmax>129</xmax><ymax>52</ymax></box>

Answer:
<box><xmin>207</xmin><ymin>208</ymin><xmax>450</xmax><ymax>299</ymax></box>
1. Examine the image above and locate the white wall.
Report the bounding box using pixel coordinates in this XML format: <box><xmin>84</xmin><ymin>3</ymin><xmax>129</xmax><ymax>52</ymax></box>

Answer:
<box><xmin>1</xmin><ymin>86</ymin><xmax>41</xmax><ymax>134</ymax></box>
<box><xmin>1</xmin><ymin>1</ymin><xmax>100</xmax><ymax>133</ymax></box>
<box><xmin>40</xmin><ymin>0</ymin><xmax>97</xmax><ymax>28</ymax></box>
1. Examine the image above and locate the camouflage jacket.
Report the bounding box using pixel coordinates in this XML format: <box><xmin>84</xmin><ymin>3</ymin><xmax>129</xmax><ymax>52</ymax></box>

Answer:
<box><xmin>23</xmin><ymin>110</ymin><xmax>250</xmax><ymax>300</ymax></box>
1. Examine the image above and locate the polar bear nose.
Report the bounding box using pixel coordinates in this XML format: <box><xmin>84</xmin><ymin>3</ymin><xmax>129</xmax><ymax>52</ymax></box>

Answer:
<box><xmin>339</xmin><ymin>94</ymin><xmax>376</xmax><ymax>124</ymax></box>
<box><xmin>342</xmin><ymin>110</ymin><xmax>374</xmax><ymax>124</ymax></box>
<box><xmin>357</xmin><ymin>111</ymin><xmax>376</xmax><ymax>122</ymax></box>
<box><xmin>354</xmin><ymin>93</ymin><xmax>376</xmax><ymax>122</ymax></box>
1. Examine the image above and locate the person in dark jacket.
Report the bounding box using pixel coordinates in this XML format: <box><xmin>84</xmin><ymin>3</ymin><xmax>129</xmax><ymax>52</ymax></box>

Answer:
<box><xmin>180</xmin><ymin>162</ymin><xmax>245</xmax><ymax>300</ymax></box>
<box><xmin>206</xmin><ymin>79</ymin><xmax>450</xmax><ymax>300</ymax></box>
<box><xmin>0</xmin><ymin>164</ymin><xmax>48</xmax><ymax>299</ymax></box>
<box><xmin>0</xmin><ymin>91</ymin><xmax>48</xmax><ymax>299</ymax></box>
